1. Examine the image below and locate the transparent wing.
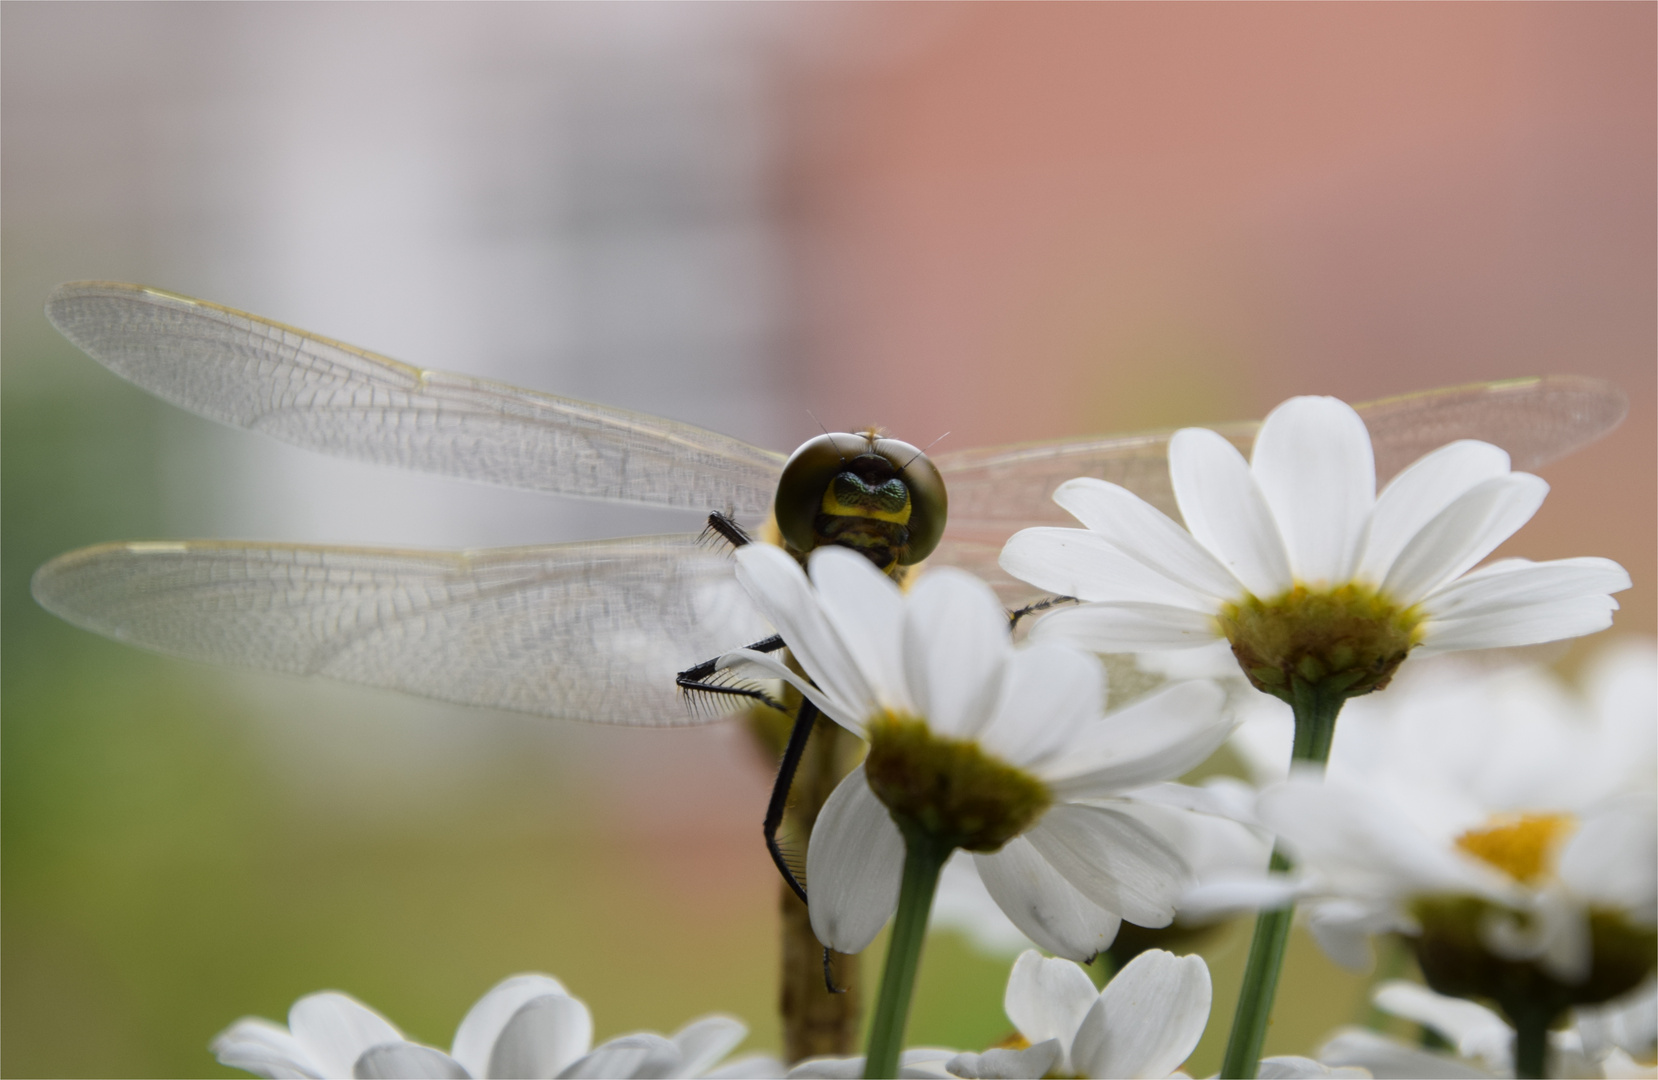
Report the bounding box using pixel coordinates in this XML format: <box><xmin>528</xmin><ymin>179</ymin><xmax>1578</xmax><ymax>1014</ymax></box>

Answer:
<box><xmin>931</xmin><ymin>375</ymin><xmax>1627</xmax><ymax>603</ymax></box>
<box><xmin>45</xmin><ymin>282</ymin><xmax>786</xmax><ymax>519</ymax></box>
<box><xmin>936</xmin><ymin>374</ymin><xmax>1626</xmax><ymax>529</ymax></box>
<box><xmin>31</xmin><ymin>535</ymin><xmax>774</xmax><ymax>726</ymax></box>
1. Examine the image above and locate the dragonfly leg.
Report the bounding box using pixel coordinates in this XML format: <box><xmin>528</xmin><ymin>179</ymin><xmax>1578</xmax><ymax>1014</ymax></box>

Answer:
<box><xmin>765</xmin><ymin>698</ymin><xmax>819</xmax><ymax>907</ymax></box>
<box><xmin>823</xmin><ymin>947</ymin><xmax>845</xmax><ymax>994</ymax></box>
<box><xmin>676</xmin><ymin>635</ymin><xmax>818</xmax><ymax>905</ymax></box>
<box><xmin>700</xmin><ymin>510</ymin><xmax>753</xmax><ymax>551</ymax></box>
<box><xmin>675</xmin><ymin>634</ymin><xmax>787</xmax><ymax>715</ymax></box>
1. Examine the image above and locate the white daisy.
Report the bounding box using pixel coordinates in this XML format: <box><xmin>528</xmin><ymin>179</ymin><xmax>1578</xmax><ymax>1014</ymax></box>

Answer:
<box><xmin>1319</xmin><ymin>978</ymin><xmax>1658</xmax><ymax>1079</ymax></box>
<box><xmin>719</xmin><ymin>544</ymin><xmax>1233</xmax><ymax>962</ymax></box>
<box><xmin>944</xmin><ymin>949</ymin><xmax>1210</xmax><ymax>1079</ymax></box>
<box><xmin>1189</xmin><ymin>643</ymin><xmax>1658</xmax><ymax>984</ymax></box>
<box><xmin>1250</xmin><ymin>782</ymin><xmax>1655</xmax><ymax>983</ymax></box>
<box><xmin>211</xmin><ymin>973</ymin><xmax>780</xmax><ymax>1079</ymax></box>
<box><xmin>999</xmin><ymin>396</ymin><xmax>1630</xmax><ymax>699</ymax></box>
<box><xmin>941</xmin><ymin>949</ymin><xmax>1359</xmax><ymax>1080</ymax></box>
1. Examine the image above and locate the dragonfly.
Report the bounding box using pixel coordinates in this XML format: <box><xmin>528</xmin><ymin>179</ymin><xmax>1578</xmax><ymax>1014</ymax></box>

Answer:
<box><xmin>31</xmin><ymin>282</ymin><xmax>1628</xmax><ymax>895</ymax></box>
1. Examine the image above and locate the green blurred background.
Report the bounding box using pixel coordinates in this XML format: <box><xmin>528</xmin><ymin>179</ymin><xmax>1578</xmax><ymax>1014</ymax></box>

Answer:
<box><xmin>4</xmin><ymin>4</ymin><xmax>1652</xmax><ymax>1077</ymax></box>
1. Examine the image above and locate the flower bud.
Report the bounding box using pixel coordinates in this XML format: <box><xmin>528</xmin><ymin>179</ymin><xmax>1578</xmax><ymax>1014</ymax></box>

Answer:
<box><xmin>1218</xmin><ymin>583</ymin><xmax>1422</xmax><ymax>700</ymax></box>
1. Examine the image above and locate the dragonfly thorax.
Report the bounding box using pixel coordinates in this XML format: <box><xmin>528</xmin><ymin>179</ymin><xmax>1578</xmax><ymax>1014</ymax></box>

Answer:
<box><xmin>774</xmin><ymin>431</ymin><xmax>947</xmax><ymax>575</ymax></box>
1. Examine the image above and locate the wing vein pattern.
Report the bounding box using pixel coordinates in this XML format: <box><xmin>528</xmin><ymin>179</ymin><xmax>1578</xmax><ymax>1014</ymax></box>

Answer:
<box><xmin>32</xmin><ymin>536</ymin><xmax>773</xmax><ymax>726</ymax></box>
<box><xmin>46</xmin><ymin>282</ymin><xmax>786</xmax><ymax>518</ymax></box>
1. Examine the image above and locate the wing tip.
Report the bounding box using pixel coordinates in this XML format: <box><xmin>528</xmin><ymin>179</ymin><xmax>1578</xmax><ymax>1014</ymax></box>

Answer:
<box><xmin>46</xmin><ymin>279</ymin><xmax>163</xmax><ymax>314</ymax></box>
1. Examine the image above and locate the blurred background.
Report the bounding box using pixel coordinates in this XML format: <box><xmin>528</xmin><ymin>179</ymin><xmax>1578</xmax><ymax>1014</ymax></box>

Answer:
<box><xmin>3</xmin><ymin>4</ymin><xmax>1651</xmax><ymax>1076</ymax></box>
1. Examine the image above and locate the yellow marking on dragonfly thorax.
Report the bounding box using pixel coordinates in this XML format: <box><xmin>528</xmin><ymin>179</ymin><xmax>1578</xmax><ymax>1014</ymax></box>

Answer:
<box><xmin>1455</xmin><ymin>813</ymin><xmax>1576</xmax><ymax>884</ymax></box>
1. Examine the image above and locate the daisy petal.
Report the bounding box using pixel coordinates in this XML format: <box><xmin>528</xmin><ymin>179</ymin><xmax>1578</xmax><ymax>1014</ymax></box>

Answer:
<box><xmin>975</xmin><ymin>644</ymin><xmax>1104</xmax><ymax>770</ymax></box>
<box><xmin>557</xmin><ymin>1033</ymin><xmax>678</xmax><ymax>1079</ymax></box>
<box><xmin>487</xmin><ymin>994</ymin><xmax>594</xmax><ymax>1080</ymax></box>
<box><xmin>1070</xmin><ymin>949</ymin><xmax>1210</xmax><ymax>1080</ymax></box>
<box><xmin>1258</xmin><ymin>1055</ymin><xmax>1371</xmax><ymax>1078</ymax></box>
<box><xmin>785</xmin><ymin>1057</ymin><xmax>867</xmax><ymax>1079</ymax></box>
<box><xmin>1052</xmin><ymin>478</ymin><xmax>1239</xmax><ymax>600</ymax></box>
<box><xmin>450</xmin><ymin>974</ymin><xmax>570</xmax><ymax>1078</ymax></box>
<box><xmin>1170</xmin><ymin>427</ymin><xmax>1293</xmax><ymax>599</ymax></box>
<box><xmin>807</xmin><ymin>767</ymin><xmax>905</xmax><ymax>954</ymax></box>
<box><xmin>1318</xmin><ymin>1029</ymin><xmax>1493</xmax><ymax>1079</ymax></box>
<box><xmin>1558</xmin><ymin>796</ymin><xmax>1657</xmax><ymax>914</ymax></box>
<box><xmin>1025</xmin><ymin>805</ymin><xmax>1190</xmax><ymax>928</ymax></box>
<box><xmin>785</xmin><ymin>1049</ymin><xmax>955</xmax><ymax>1079</ymax></box>
<box><xmin>733</xmin><ymin>545</ymin><xmax>876</xmax><ymax>717</ymax></box>
<box><xmin>289</xmin><ymin>993</ymin><xmax>404</xmax><ymax>1080</ymax></box>
<box><xmin>1179</xmin><ymin>876</ymin><xmax>1305</xmax><ymax>922</ymax></box>
<box><xmin>1372</xmin><ymin>982</ymin><xmax>1511</xmax><ymax>1063</ymax></box>
<box><xmin>809</xmin><ymin>548</ymin><xmax>909</xmax><ymax>709</ymax></box>
<box><xmin>1002</xmin><ymin>949</ymin><xmax>1103</xmax><ymax>1054</ymax></box>
<box><xmin>1380</xmin><ymin>474</ymin><xmax>1548</xmax><ymax>605</ymax></box>
<box><xmin>1305</xmin><ymin>903</ymin><xmax>1385</xmax><ymax>973</ymax></box>
<box><xmin>212</xmin><ymin>1018</ymin><xmax>324</xmax><ymax>1080</ymax></box>
<box><xmin>1358</xmin><ymin>440</ymin><xmax>1511</xmax><ymax>585</ymax></box>
<box><xmin>1044</xmin><ymin>681</ymin><xmax>1231</xmax><ymax>796</ymax></box>
<box><xmin>354</xmin><ymin>1044</ymin><xmax>468</xmax><ymax>1079</ymax></box>
<box><xmin>705</xmin><ymin>1055</ymin><xmax>791</xmax><ymax>1079</ymax></box>
<box><xmin>1416</xmin><ymin>596</ymin><xmax>1621</xmax><ymax>654</ymax></box>
<box><xmin>904</xmin><ymin>568</ymin><xmax>1010</xmax><ymax>738</ymax></box>
<box><xmin>975</xmin><ymin>841</ymin><xmax>1122</xmax><ymax>963</ymax></box>
<box><xmin>946</xmin><ymin>1039</ymin><xmax>1062</xmax><ymax>1080</ymax></box>
<box><xmin>1251</xmin><ymin>397</ymin><xmax>1375</xmax><ymax>586</ymax></box>
<box><xmin>1029</xmin><ymin>601</ymin><xmax>1219</xmax><ymax>652</ymax></box>
<box><xmin>998</xmin><ymin>528</ymin><xmax>1213</xmax><ymax>607</ymax></box>
<box><xmin>671</xmin><ymin>1016</ymin><xmax>748</xmax><ymax>1078</ymax></box>
<box><xmin>1418</xmin><ymin>557</ymin><xmax>1631</xmax><ymax>621</ymax></box>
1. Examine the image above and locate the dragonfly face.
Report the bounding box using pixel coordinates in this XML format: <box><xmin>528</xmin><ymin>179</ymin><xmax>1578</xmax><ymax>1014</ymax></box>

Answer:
<box><xmin>774</xmin><ymin>432</ymin><xmax>947</xmax><ymax>575</ymax></box>
<box><xmin>31</xmin><ymin>282</ymin><xmax>1628</xmax><ymax>727</ymax></box>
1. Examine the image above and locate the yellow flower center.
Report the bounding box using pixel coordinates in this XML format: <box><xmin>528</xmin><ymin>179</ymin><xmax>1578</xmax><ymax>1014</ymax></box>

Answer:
<box><xmin>1455</xmin><ymin>813</ymin><xmax>1576</xmax><ymax>884</ymax></box>
<box><xmin>1217</xmin><ymin>582</ymin><xmax>1423</xmax><ymax>700</ymax></box>
<box><xmin>863</xmin><ymin>711</ymin><xmax>1052</xmax><ymax>852</ymax></box>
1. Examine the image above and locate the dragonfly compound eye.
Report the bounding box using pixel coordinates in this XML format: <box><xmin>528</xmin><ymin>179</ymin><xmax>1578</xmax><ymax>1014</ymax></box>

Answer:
<box><xmin>774</xmin><ymin>433</ymin><xmax>947</xmax><ymax>572</ymax></box>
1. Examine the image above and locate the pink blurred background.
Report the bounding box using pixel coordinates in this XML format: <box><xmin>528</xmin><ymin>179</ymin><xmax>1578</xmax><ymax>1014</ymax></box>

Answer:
<box><xmin>786</xmin><ymin>2</ymin><xmax>1654</xmax><ymax>637</ymax></box>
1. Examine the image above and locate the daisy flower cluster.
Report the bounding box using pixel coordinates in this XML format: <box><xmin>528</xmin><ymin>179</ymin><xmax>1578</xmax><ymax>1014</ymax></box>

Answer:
<box><xmin>1186</xmin><ymin>644</ymin><xmax>1657</xmax><ymax>1077</ymax></box>
<box><xmin>213</xmin><ymin>973</ymin><xmax>782</xmax><ymax>1079</ymax></box>
<box><xmin>215</xmin><ymin>394</ymin><xmax>1643</xmax><ymax>1080</ymax></box>
<box><xmin>1213</xmin><ymin>643</ymin><xmax>1656</xmax><ymax>979</ymax></box>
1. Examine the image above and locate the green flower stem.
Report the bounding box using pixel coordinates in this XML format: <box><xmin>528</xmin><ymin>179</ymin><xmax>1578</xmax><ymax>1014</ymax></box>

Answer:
<box><xmin>1510</xmin><ymin>1002</ymin><xmax>1554</xmax><ymax>1080</ymax></box>
<box><xmin>1219</xmin><ymin>678</ymin><xmax>1346</xmax><ymax>1080</ymax></box>
<box><xmin>1287</xmin><ymin>677</ymin><xmax>1343</xmax><ymax>764</ymax></box>
<box><xmin>863</xmin><ymin>829</ymin><xmax>951</xmax><ymax>1080</ymax></box>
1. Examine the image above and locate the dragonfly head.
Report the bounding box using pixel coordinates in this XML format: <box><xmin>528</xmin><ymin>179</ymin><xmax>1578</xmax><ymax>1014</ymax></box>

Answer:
<box><xmin>774</xmin><ymin>430</ymin><xmax>947</xmax><ymax>576</ymax></box>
